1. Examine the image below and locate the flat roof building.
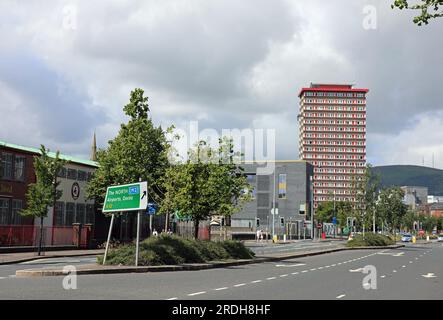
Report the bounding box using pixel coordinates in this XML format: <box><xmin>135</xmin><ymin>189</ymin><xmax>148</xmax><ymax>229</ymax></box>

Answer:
<box><xmin>298</xmin><ymin>83</ymin><xmax>368</xmax><ymax>206</ymax></box>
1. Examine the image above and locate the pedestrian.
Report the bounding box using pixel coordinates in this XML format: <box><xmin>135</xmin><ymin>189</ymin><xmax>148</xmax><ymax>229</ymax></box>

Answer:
<box><xmin>259</xmin><ymin>229</ymin><xmax>264</xmax><ymax>242</ymax></box>
<box><xmin>256</xmin><ymin>229</ymin><xmax>261</xmax><ymax>242</ymax></box>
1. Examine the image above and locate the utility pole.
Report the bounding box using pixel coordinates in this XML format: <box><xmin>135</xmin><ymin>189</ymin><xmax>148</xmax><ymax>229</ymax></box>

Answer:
<box><xmin>272</xmin><ymin>169</ymin><xmax>276</xmax><ymax>240</ymax></box>
<box><xmin>310</xmin><ymin>175</ymin><xmax>314</xmax><ymax>240</ymax></box>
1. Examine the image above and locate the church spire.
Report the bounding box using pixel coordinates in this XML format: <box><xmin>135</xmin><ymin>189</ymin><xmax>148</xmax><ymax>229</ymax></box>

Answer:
<box><xmin>91</xmin><ymin>131</ymin><xmax>97</xmax><ymax>161</ymax></box>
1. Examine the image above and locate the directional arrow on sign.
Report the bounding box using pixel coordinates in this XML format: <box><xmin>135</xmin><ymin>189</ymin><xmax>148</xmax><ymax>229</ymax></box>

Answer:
<box><xmin>141</xmin><ymin>191</ymin><xmax>147</xmax><ymax>200</ymax></box>
<box><xmin>422</xmin><ymin>273</ymin><xmax>437</xmax><ymax>278</ymax></box>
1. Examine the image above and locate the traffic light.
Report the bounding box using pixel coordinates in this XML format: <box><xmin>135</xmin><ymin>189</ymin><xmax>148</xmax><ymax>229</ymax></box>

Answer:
<box><xmin>256</xmin><ymin>218</ymin><xmax>260</xmax><ymax>228</ymax></box>
<box><xmin>280</xmin><ymin>217</ymin><xmax>285</xmax><ymax>227</ymax></box>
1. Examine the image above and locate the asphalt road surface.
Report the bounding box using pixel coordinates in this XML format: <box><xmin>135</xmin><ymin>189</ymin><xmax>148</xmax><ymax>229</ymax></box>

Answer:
<box><xmin>0</xmin><ymin>243</ymin><xmax>441</xmax><ymax>300</ymax></box>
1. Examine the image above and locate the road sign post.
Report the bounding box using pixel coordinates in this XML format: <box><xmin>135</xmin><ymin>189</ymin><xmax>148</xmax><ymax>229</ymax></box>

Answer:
<box><xmin>102</xmin><ymin>213</ymin><xmax>115</xmax><ymax>265</ymax></box>
<box><xmin>102</xmin><ymin>181</ymin><xmax>148</xmax><ymax>267</ymax></box>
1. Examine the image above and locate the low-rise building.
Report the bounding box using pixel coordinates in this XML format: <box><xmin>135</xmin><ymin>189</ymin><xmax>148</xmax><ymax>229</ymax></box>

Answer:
<box><xmin>226</xmin><ymin>160</ymin><xmax>314</xmax><ymax>239</ymax></box>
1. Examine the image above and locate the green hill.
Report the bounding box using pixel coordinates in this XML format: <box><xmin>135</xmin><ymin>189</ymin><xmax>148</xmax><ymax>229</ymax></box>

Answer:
<box><xmin>372</xmin><ymin>165</ymin><xmax>443</xmax><ymax>196</ymax></box>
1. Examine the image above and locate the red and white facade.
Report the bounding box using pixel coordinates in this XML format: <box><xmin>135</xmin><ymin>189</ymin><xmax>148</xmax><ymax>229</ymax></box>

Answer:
<box><xmin>298</xmin><ymin>84</ymin><xmax>368</xmax><ymax>206</ymax></box>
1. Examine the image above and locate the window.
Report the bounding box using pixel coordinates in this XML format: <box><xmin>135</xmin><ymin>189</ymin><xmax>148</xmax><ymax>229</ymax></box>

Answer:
<box><xmin>65</xmin><ymin>202</ymin><xmax>75</xmax><ymax>226</ymax></box>
<box><xmin>57</xmin><ymin>167</ymin><xmax>67</xmax><ymax>179</ymax></box>
<box><xmin>54</xmin><ymin>201</ymin><xmax>65</xmax><ymax>226</ymax></box>
<box><xmin>76</xmin><ymin>203</ymin><xmax>85</xmax><ymax>224</ymax></box>
<box><xmin>14</xmin><ymin>156</ymin><xmax>25</xmax><ymax>181</ymax></box>
<box><xmin>278</xmin><ymin>174</ymin><xmax>287</xmax><ymax>199</ymax></box>
<box><xmin>1</xmin><ymin>153</ymin><xmax>13</xmax><ymax>179</ymax></box>
<box><xmin>77</xmin><ymin>170</ymin><xmax>87</xmax><ymax>181</ymax></box>
<box><xmin>87</xmin><ymin>172</ymin><xmax>93</xmax><ymax>182</ymax></box>
<box><xmin>67</xmin><ymin>169</ymin><xmax>77</xmax><ymax>180</ymax></box>
<box><xmin>11</xmin><ymin>199</ymin><xmax>23</xmax><ymax>225</ymax></box>
<box><xmin>86</xmin><ymin>204</ymin><xmax>95</xmax><ymax>224</ymax></box>
<box><xmin>0</xmin><ymin>198</ymin><xmax>10</xmax><ymax>225</ymax></box>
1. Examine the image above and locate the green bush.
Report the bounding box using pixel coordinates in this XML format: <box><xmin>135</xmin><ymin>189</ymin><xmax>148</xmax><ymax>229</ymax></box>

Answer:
<box><xmin>98</xmin><ymin>234</ymin><xmax>255</xmax><ymax>266</ymax></box>
<box><xmin>346</xmin><ymin>233</ymin><xmax>395</xmax><ymax>247</ymax></box>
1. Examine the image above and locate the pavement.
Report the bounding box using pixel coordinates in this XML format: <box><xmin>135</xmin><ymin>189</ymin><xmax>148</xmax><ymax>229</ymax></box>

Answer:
<box><xmin>0</xmin><ymin>249</ymin><xmax>104</xmax><ymax>265</ymax></box>
<box><xmin>0</xmin><ymin>242</ymin><xmax>441</xmax><ymax>299</ymax></box>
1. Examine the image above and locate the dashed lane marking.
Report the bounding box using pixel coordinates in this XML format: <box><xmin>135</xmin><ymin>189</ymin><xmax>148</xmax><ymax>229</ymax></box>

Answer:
<box><xmin>188</xmin><ymin>291</ymin><xmax>206</xmax><ymax>296</ymax></box>
<box><xmin>215</xmin><ymin>287</ymin><xmax>228</xmax><ymax>291</ymax></box>
<box><xmin>336</xmin><ymin>294</ymin><xmax>346</xmax><ymax>299</ymax></box>
<box><xmin>167</xmin><ymin>297</ymin><xmax>178</xmax><ymax>300</ymax></box>
<box><xmin>266</xmin><ymin>277</ymin><xmax>277</xmax><ymax>280</ymax></box>
<box><xmin>251</xmin><ymin>280</ymin><xmax>262</xmax><ymax>283</ymax></box>
<box><xmin>234</xmin><ymin>283</ymin><xmax>246</xmax><ymax>287</ymax></box>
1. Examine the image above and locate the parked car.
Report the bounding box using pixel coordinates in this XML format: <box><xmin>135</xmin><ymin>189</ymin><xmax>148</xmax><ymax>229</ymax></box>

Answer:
<box><xmin>438</xmin><ymin>234</ymin><xmax>443</xmax><ymax>242</ymax></box>
<box><xmin>401</xmin><ymin>233</ymin><xmax>412</xmax><ymax>242</ymax></box>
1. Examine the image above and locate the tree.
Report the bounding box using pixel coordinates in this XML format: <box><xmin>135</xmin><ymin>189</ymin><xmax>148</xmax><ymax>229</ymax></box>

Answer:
<box><xmin>349</xmin><ymin>163</ymin><xmax>380</xmax><ymax>234</ymax></box>
<box><xmin>21</xmin><ymin>145</ymin><xmax>65</xmax><ymax>255</ymax></box>
<box><xmin>392</xmin><ymin>0</ymin><xmax>443</xmax><ymax>25</ymax></box>
<box><xmin>87</xmin><ymin>88</ymin><xmax>171</xmax><ymax>216</ymax></box>
<box><xmin>159</xmin><ymin>138</ymin><xmax>252</xmax><ymax>239</ymax></box>
<box><xmin>316</xmin><ymin>201</ymin><xmax>335</xmax><ymax>224</ymax></box>
<box><xmin>376</xmin><ymin>187</ymin><xmax>408</xmax><ymax>235</ymax></box>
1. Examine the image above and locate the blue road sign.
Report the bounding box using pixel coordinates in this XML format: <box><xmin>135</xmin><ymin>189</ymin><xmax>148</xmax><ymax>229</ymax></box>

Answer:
<box><xmin>147</xmin><ymin>202</ymin><xmax>157</xmax><ymax>215</ymax></box>
<box><xmin>332</xmin><ymin>217</ymin><xmax>337</xmax><ymax>225</ymax></box>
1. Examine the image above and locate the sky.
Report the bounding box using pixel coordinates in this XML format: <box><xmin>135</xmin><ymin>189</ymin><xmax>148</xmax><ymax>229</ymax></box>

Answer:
<box><xmin>0</xmin><ymin>0</ymin><xmax>442</xmax><ymax>168</ymax></box>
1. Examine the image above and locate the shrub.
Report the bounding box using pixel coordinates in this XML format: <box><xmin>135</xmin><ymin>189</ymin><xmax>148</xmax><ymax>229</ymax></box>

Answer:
<box><xmin>346</xmin><ymin>233</ymin><xmax>395</xmax><ymax>247</ymax></box>
<box><xmin>99</xmin><ymin>235</ymin><xmax>255</xmax><ymax>266</ymax></box>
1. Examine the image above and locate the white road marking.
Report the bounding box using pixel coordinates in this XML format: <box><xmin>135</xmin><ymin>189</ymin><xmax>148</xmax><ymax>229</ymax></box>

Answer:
<box><xmin>215</xmin><ymin>287</ymin><xmax>228</xmax><ymax>291</ymax></box>
<box><xmin>415</xmin><ymin>257</ymin><xmax>419</xmax><ymax>260</ymax></box>
<box><xmin>325</xmin><ymin>266</ymin><xmax>330</xmax><ymax>268</ymax></box>
<box><xmin>234</xmin><ymin>283</ymin><xmax>246</xmax><ymax>287</ymax></box>
<box><xmin>336</xmin><ymin>294</ymin><xmax>346</xmax><ymax>299</ymax></box>
<box><xmin>318</xmin><ymin>267</ymin><xmax>324</xmax><ymax>269</ymax></box>
<box><xmin>251</xmin><ymin>280</ymin><xmax>262</xmax><ymax>283</ymax></box>
<box><xmin>292</xmin><ymin>272</ymin><xmax>299</xmax><ymax>275</ymax></box>
<box><xmin>266</xmin><ymin>277</ymin><xmax>277</xmax><ymax>280</ymax></box>
<box><xmin>409</xmin><ymin>261</ymin><xmax>413</xmax><ymax>263</ymax></box>
<box><xmin>167</xmin><ymin>297</ymin><xmax>178</xmax><ymax>300</ymax></box>
<box><xmin>393</xmin><ymin>270</ymin><xmax>397</xmax><ymax>273</ymax></box>
<box><xmin>331</xmin><ymin>264</ymin><xmax>337</xmax><ymax>267</ymax></box>
<box><xmin>188</xmin><ymin>291</ymin><xmax>206</xmax><ymax>296</ymax></box>
<box><xmin>349</xmin><ymin>268</ymin><xmax>364</xmax><ymax>273</ymax></box>
<box><xmin>279</xmin><ymin>274</ymin><xmax>288</xmax><ymax>278</ymax></box>
<box><xmin>381</xmin><ymin>275</ymin><xmax>386</xmax><ymax>278</ymax></box>
<box><xmin>422</xmin><ymin>273</ymin><xmax>437</xmax><ymax>278</ymax></box>
<box><xmin>275</xmin><ymin>263</ymin><xmax>306</xmax><ymax>268</ymax></box>
<box><xmin>301</xmin><ymin>270</ymin><xmax>308</xmax><ymax>273</ymax></box>
<box><xmin>310</xmin><ymin>268</ymin><xmax>317</xmax><ymax>271</ymax></box>
<box><xmin>0</xmin><ymin>277</ymin><xmax>6</xmax><ymax>280</ymax></box>
<box><xmin>8</xmin><ymin>275</ymin><xmax>16</xmax><ymax>278</ymax></box>
<box><xmin>402</xmin><ymin>265</ymin><xmax>406</xmax><ymax>268</ymax></box>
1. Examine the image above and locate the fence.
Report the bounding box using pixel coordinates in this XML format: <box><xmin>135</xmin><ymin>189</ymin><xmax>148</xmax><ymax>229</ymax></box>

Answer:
<box><xmin>0</xmin><ymin>225</ymin><xmax>92</xmax><ymax>247</ymax></box>
<box><xmin>175</xmin><ymin>221</ymin><xmax>210</xmax><ymax>240</ymax></box>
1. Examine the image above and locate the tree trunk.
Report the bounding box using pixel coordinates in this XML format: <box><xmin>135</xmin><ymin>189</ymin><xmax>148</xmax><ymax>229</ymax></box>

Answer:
<box><xmin>38</xmin><ymin>216</ymin><xmax>44</xmax><ymax>256</ymax></box>
<box><xmin>193</xmin><ymin>219</ymin><xmax>199</xmax><ymax>240</ymax></box>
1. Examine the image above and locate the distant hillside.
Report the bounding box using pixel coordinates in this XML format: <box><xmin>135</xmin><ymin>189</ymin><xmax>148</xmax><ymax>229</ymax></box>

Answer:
<box><xmin>372</xmin><ymin>165</ymin><xmax>443</xmax><ymax>196</ymax></box>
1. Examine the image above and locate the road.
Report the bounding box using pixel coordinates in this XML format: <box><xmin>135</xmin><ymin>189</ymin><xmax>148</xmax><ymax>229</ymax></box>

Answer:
<box><xmin>0</xmin><ymin>242</ymin><xmax>441</xmax><ymax>300</ymax></box>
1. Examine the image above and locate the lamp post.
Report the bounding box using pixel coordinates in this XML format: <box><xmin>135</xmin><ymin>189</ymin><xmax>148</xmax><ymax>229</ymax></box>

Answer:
<box><xmin>310</xmin><ymin>175</ymin><xmax>314</xmax><ymax>240</ymax></box>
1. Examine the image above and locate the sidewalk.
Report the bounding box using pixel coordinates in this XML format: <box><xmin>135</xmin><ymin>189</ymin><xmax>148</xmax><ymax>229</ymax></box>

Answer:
<box><xmin>0</xmin><ymin>249</ymin><xmax>105</xmax><ymax>265</ymax></box>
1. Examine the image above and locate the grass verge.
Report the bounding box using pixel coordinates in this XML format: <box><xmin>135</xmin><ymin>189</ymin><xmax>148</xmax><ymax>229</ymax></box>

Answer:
<box><xmin>346</xmin><ymin>233</ymin><xmax>395</xmax><ymax>247</ymax></box>
<box><xmin>97</xmin><ymin>234</ymin><xmax>255</xmax><ymax>266</ymax></box>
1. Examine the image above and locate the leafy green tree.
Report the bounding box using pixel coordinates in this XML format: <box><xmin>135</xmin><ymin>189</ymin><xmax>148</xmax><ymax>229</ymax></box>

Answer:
<box><xmin>159</xmin><ymin>138</ymin><xmax>252</xmax><ymax>239</ymax></box>
<box><xmin>401</xmin><ymin>209</ymin><xmax>419</xmax><ymax>232</ymax></box>
<box><xmin>21</xmin><ymin>145</ymin><xmax>65</xmax><ymax>255</ymax></box>
<box><xmin>316</xmin><ymin>201</ymin><xmax>335</xmax><ymax>223</ymax></box>
<box><xmin>392</xmin><ymin>0</ymin><xmax>443</xmax><ymax>25</ymax></box>
<box><xmin>376</xmin><ymin>187</ymin><xmax>408</xmax><ymax>235</ymax></box>
<box><xmin>87</xmin><ymin>88</ymin><xmax>171</xmax><ymax>213</ymax></box>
